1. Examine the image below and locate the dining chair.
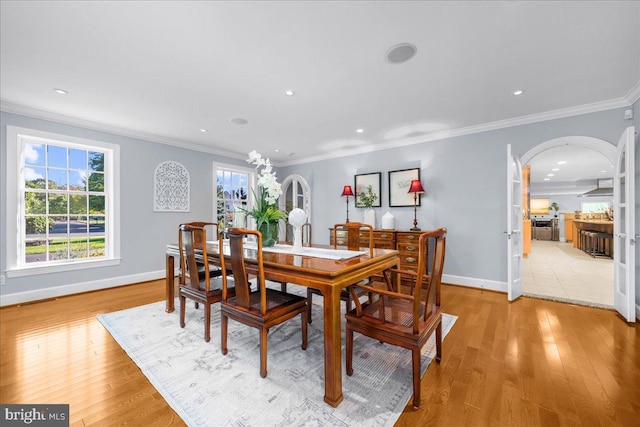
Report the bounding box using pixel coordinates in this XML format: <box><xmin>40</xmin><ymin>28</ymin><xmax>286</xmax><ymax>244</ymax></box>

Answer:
<box><xmin>178</xmin><ymin>224</ymin><xmax>234</xmax><ymax>342</ymax></box>
<box><xmin>178</xmin><ymin>221</ymin><xmax>225</xmax><ymax>293</ymax></box>
<box><xmin>345</xmin><ymin>227</ymin><xmax>446</xmax><ymax>408</ymax></box>
<box><xmin>306</xmin><ymin>221</ymin><xmax>374</xmax><ymax>323</ymax></box>
<box><xmin>219</xmin><ymin>227</ymin><xmax>308</xmax><ymax>378</ymax></box>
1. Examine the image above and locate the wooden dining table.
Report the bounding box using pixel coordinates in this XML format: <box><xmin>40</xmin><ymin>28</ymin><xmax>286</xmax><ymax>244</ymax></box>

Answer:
<box><xmin>165</xmin><ymin>241</ymin><xmax>399</xmax><ymax>407</ymax></box>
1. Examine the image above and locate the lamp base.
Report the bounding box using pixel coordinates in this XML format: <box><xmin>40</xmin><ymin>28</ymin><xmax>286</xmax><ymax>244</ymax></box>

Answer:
<box><xmin>410</xmin><ymin>227</ymin><xmax>421</xmax><ymax>231</ymax></box>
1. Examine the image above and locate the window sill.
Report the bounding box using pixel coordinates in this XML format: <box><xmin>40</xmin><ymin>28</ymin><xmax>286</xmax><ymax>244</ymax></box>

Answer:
<box><xmin>6</xmin><ymin>258</ymin><xmax>122</xmax><ymax>278</ymax></box>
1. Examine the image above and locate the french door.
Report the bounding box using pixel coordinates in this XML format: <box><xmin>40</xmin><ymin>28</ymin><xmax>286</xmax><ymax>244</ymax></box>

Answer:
<box><xmin>506</xmin><ymin>144</ymin><xmax>524</xmax><ymax>301</ymax></box>
<box><xmin>613</xmin><ymin>127</ymin><xmax>636</xmax><ymax>322</ymax></box>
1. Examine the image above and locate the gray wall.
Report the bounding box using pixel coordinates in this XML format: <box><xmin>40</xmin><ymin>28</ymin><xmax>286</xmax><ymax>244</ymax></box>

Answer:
<box><xmin>0</xmin><ymin>112</ymin><xmax>246</xmax><ymax>302</ymax></box>
<box><xmin>279</xmin><ymin>107</ymin><xmax>635</xmax><ymax>295</ymax></box>
<box><xmin>2</xmin><ymin>105</ymin><xmax>638</xmax><ymax>312</ymax></box>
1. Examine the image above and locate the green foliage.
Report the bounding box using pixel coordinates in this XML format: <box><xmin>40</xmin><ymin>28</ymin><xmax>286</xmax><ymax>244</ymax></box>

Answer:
<box><xmin>241</xmin><ymin>187</ymin><xmax>286</xmax><ymax>229</ymax></box>
<box><xmin>548</xmin><ymin>202</ymin><xmax>560</xmax><ymax>213</ymax></box>
<box><xmin>25</xmin><ymin>216</ymin><xmax>53</xmax><ymax>234</ymax></box>
<box><xmin>358</xmin><ymin>185</ymin><xmax>378</xmax><ymax>208</ymax></box>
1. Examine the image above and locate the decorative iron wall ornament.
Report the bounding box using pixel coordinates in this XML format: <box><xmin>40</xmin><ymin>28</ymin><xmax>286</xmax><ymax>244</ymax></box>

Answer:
<box><xmin>154</xmin><ymin>161</ymin><xmax>190</xmax><ymax>212</ymax></box>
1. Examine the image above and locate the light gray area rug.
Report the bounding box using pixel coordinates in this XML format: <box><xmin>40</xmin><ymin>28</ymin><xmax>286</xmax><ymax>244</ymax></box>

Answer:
<box><xmin>97</xmin><ymin>284</ymin><xmax>457</xmax><ymax>426</ymax></box>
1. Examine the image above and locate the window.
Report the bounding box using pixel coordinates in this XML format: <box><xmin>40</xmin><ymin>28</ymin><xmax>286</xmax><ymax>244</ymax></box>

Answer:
<box><xmin>6</xmin><ymin>126</ymin><xmax>120</xmax><ymax>277</ymax></box>
<box><xmin>214</xmin><ymin>163</ymin><xmax>254</xmax><ymax>228</ymax></box>
<box><xmin>581</xmin><ymin>201</ymin><xmax>610</xmax><ymax>213</ymax></box>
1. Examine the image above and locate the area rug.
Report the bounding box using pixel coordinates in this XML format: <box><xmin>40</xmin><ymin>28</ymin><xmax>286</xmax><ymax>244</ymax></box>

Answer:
<box><xmin>97</xmin><ymin>284</ymin><xmax>457</xmax><ymax>426</ymax></box>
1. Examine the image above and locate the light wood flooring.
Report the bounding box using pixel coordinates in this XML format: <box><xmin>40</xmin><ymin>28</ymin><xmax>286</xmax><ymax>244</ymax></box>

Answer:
<box><xmin>1</xmin><ymin>279</ymin><xmax>638</xmax><ymax>426</ymax></box>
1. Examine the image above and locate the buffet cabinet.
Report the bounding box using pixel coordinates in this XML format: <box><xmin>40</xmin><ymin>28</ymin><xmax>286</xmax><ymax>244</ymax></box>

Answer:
<box><xmin>329</xmin><ymin>228</ymin><xmax>424</xmax><ymax>274</ymax></box>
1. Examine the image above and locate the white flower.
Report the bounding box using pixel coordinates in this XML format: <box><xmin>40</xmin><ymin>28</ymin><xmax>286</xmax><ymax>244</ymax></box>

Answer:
<box><xmin>247</xmin><ymin>151</ymin><xmax>282</xmax><ymax>205</ymax></box>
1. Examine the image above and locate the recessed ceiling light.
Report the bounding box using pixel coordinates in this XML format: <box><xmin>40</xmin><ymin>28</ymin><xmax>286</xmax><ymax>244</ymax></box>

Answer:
<box><xmin>285</xmin><ymin>90</ymin><xmax>295</xmax><ymax>96</ymax></box>
<box><xmin>356</xmin><ymin>128</ymin><xmax>364</xmax><ymax>133</ymax></box>
<box><xmin>557</xmin><ymin>161</ymin><xmax>567</xmax><ymax>165</ymax></box>
<box><xmin>600</xmin><ymin>170</ymin><xmax>607</xmax><ymax>173</ymax></box>
<box><xmin>385</xmin><ymin>43</ymin><xmax>417</xmax><ymax>64</ymax></box>
<box><xmin>199</xmin><ymin>129</ymin><xmax>207</xmax><ymax>133</ymax></box>
<box><xmin>544</xmin><ymin>178</ymin><xmax>550</xmax><ymax>181</ymax></box>
<box><xmin>53</xmin><ymin>88</ymin><xmax>68</xmax><ymax>95</ymax></box>
<box><xmin>229</xmin><ymin>118</ymin><xmax>248</xmax><ymax>125</ymax></box>
<box><xmin>551</xmin><ymin>168</ymin><xmax>559</xmax><ymax>171</ymax></box>
<box><xmin>512</xmin><ymin>90</ymin><xmax>524</xmax><ymax>96</ymax></box>
<box><xmin>547</xmin><ymin>173</ymin><xmax>554</xmax><ymax>177</ymax></box>
<box><xmin>275</xmin><ymin>149</ymin><xmax>280</xmax><ymax>152</ymax></box>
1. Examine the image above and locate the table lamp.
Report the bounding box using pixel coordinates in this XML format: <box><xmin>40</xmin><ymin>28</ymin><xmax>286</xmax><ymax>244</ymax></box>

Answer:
<box><xmin>341</xmin><ymin>185</ymin><xmax>354</xmax><ymax>222</ymax></box>
<box><xmin>408</xmin><ymin>179</ymin><xmax>425</xmax><ymax>231</ymax></box>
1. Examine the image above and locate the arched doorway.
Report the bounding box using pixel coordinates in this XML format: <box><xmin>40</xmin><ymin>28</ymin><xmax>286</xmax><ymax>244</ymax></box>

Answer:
<box><xmin>522</xmin><ymin>138</ymin><xmax>615</xmax><ymax>307</ymax></box>
<box><xmin>279</xmin><ymin>174</ymin><xmax>311</xmax><ymax>241</ymax></box>
<box><xmin>509</xmin><ymin>130</ymin><xmax>636</xmax><ymax>322</ymax></box>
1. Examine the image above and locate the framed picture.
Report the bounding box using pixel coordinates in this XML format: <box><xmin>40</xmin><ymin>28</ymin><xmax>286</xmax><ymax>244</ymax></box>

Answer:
<box><xmin>354</xmin><ymin>172</ymin><xmax>382</xmax><ymax>208</ymax></box>
<box><xmin>388</xmin><ymin>168</ymin><xmax>421</xmax><ymax>207</ymax></box>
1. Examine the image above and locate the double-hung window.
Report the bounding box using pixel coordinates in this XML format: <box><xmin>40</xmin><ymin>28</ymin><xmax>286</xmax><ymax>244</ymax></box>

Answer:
<box><xmin>214</xmin><ymin>162</ymin><xmax>254</xmax><ymax>228</ymax></box>
<box><xmin>6</xmin><ymin>126</ymin><xmax>120</xmax><ymax>276</ymax></box>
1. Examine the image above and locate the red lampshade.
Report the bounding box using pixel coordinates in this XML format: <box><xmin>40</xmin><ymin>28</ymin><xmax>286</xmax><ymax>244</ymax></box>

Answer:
<box><xmin>341</xmin><ymin>185</ymin><xmax>354</xmax><ymax>197</ymax></box>
<box><xmin>407</xmin><ymin>179</ymin><xmax>425</xmax><ymax>194</ymax></box>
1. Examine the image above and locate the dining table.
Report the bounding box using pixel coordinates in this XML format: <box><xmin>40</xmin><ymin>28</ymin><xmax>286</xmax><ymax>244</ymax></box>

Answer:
<box><xmin>165</xmin><ymin>241</ymin><xmax>399</xmax><ymax>407</ymax></box>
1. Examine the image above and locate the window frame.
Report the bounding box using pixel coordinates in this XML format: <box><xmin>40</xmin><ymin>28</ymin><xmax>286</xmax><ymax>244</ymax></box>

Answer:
<box><xmin>5</xmin><ymin>126</ymin><xmax>121</xmax><ymax>277</ymax></box>
<box><xmin>213</xmin><ymin>162</ymin><xmax>256</xmax><ymax>229</ymax></box>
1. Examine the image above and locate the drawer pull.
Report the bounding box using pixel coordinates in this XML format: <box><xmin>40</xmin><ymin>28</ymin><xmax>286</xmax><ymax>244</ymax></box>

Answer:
<box><xmin>405</xmin><ymin>257</ymin><xmax>416</xmax><ymax>263</ymax></box>
<box><xmin>406</xmin><ymin>245</ymin><xmax>416</xmax><ymax>251</ymax></box>
<box><xmin>407</xmin><ymin>235</ymin><xmax>416</xmax><ymax>240</ymax></box>
<box><xmin>337</xmin><ymin>240</ymin><xmax>345</xmax><ymax>245</ymax></box>
<box><xmin>380</xmin><ymin>233</ymin><xmax>388</xmax><ymax>238</ymax></box>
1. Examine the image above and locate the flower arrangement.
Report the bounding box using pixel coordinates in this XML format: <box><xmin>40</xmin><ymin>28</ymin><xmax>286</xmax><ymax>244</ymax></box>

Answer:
<box><xmin>358</xmin><ymin>185</ymin><xmax>378</xmax><ymax>208</ymax></box>
<box><xmin>244</xmin><ymin>151</ymin><xmax>286</xmax><ymax>242</ymax></box>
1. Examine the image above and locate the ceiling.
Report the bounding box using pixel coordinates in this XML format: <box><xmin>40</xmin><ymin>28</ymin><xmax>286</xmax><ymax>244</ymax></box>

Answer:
<box><xmin>527</xmin><ymin>145</ymin><xmax>614</xmax><ymax>196</ymax></box>
<box><xmin>1</xmin><ymin>1</ymin><xmax>639</xmax><ymax>166</ymax></box>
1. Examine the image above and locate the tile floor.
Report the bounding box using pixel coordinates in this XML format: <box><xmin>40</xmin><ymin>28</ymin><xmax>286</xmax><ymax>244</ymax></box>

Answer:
<box><xmin>523</xmin><ymin>239</ymin><xmax>613</xmax><ymax>307</ymax></box>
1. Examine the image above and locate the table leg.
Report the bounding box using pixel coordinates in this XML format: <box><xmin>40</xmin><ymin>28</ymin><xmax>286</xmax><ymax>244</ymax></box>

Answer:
<box><xmin>166</xmin><ymin>253</ymin><xmax>175</xmax><ymax>313</ymax></box>
<box><xmin>322</xmin><ymin>285</ymin><xmax>343</xmax><ymax>407</ymax></box>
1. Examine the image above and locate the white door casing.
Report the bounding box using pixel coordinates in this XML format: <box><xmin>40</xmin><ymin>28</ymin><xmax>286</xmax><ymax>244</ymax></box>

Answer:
<box><xmin>507</xmin><ymin>144</ymin><xmax>524</xmax><ymax>301</ymax></box>
<box><xmin>613</xmin><ymin>127</ymin><xmax>636</xmax><ymax>322</ymax></box>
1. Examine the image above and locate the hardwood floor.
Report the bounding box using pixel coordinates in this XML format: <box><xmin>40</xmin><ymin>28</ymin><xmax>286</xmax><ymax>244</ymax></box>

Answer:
<box><xmin>1</xmin><ymin>280</ymin><xmax>638</xmax><ymax>426</ymax></box>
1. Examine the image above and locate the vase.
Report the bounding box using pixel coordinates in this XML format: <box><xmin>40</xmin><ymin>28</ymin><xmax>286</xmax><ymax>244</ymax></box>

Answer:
<box><xmin>258</xmin><ymin>221</ymin><xmax>278</xmax><ymax>247</ymax></box>
<box><xmin>364</xmin><ymin>209</ymin><xmax>376</xmax><ymax>228</ymax></box>
<box><xmin>382</xmin><ymin>211</ymin><xmax>395</xmax><ymax>229</ymax></box>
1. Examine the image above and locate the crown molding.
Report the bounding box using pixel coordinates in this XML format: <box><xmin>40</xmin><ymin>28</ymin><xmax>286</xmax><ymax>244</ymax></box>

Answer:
<box><xmin>279</xmin><ymin>96</ymin><xmax>632</xmax><ymax>166</ymax></box>
<box><xmin>0</xmin><ymin>101</ymin><xmax>246</xmax><ymax>162</ymax></box>
<box><xmin>1</xmin><ymin>94</ymin><xmax>632</xmax><ymax>169</ymax></box>
<box><xmin>625</xmin><ymin>80</ymin><xmax>640</xmax><ymax>104</ymax></box>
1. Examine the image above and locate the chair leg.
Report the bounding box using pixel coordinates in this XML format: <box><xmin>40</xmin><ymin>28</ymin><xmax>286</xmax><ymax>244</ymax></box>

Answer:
<box><xmin>204</xmin><ymin>303</ymin><xmax>211</xmax><ymax>343</ymax></box>
<box><xmin>411</xmin><ymin>347</ymin><xmax>421</xmax><ymax>408</ymax></box>
<box><xmin>260</xmin><ymin>327</ymin><xmax>268</xmax><ymax>378</ymax></box>
<box><xmin>194</xmin><ymin>302</ymin><xmax>199</xmax><ymax>309</ymax></box>
<box><xmin>301</xmin><ymin>311</ymin><xmax>308</xmax><ymax>350</ymax></box>
<box><xmin>306</xmin><ymin>288</ymin><xmax>314</xmax><ymax>324</ymax></box>
<box><xmin>280</xmin><ymin>282</ymin><xmax>287</xmax><ymax>292</ymax></box>
<box><xmin>221</xmin><ymin>313</ymin><xmax>228</xmax><ymax>355</ymax></box>
<box><xmin>179</xmin><ymin>295</ymin><xmax>186</xmax><ymax>328</ymax></box>
<box><xmin>346</xmin><ymin>325</ymin><xmax>354</xmax><ymax>376</ymax></box>
<box><xmin>436</xmin><ymin>321</ymin><xmax>442</xmax><ymax>363</ymax></box>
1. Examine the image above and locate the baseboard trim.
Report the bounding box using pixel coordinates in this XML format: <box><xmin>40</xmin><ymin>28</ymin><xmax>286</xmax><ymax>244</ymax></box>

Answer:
<box><xmin>0</xmin><ymin>270</ymin><xmax>167</xmax><ymax>307</ymax></box>
<box><xmin>442</xmin><ymin>274</ymin><xmax>507</xmax><ymax>293</ymax></box>
<box><xmin>636</xmin><ymin>304</ymin><xmax>640</xmax><ymax>322</ymax></box>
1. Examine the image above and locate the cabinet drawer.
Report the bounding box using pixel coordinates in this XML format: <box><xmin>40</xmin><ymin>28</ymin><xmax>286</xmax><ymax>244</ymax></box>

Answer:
<box><xmin>397</xmin><ymin>242</ymin><xmax>419</xmax><ymax>254</ymax></box>
<box><xmin>399</xmin><ymin>254</ymin><xmax>418</xmax><ymax>272</ymax></box>
<box><xmin>396</xmin><ymin>232</ymin><xmax>421</xmax><ymax>243</ymax></box>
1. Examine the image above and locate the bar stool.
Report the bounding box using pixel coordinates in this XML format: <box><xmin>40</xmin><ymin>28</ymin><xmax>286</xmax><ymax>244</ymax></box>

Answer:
<box><xmin>592</xmin><ymin>232</ymin><xmax>613</xmax><ymax>258</ymax></box>
<box><xmin>582</xmin><ymin>231</ymin><xmax>597</xmax><ymax>256</ymax></box>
